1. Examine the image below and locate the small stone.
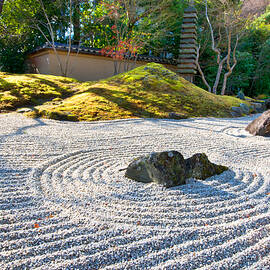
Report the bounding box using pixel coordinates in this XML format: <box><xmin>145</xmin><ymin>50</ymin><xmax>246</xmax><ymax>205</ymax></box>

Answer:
<box><xmin>16</xmin><ymin>107</ymin><xmax>33</xmax><ymax>113</ymax></box>
<box><xmin>168</xmin><ymin>112</ymin><xmax>188</xmax><ymax>119</ymax></box>
<box><xmin>265</xmin><ymin>99</ymin><xmax>270</xmax><ymax>109</ymax></box>
<box><xmin>245</xmin><ymin>110</ymin><xmax>270</xmax><ymax>136</ymax></box>
<box><xmin>231</xmin><ymin>107</ymin><xmax>243</xmax><ymax>117</ymax></box>
<box><xmin>237</xmin><ymin>91</ymin><xmax>245</xmax><ymax>100</ymax></box>
<box><xmin>251</xmin><ymin>102</ymin><xmax>266</xmax><ymax>113</ymax></box>
<box><xmin>239</xmin><ymin>103</ymin><xmax>250</xmax><ymax>114</ymax></box>
<box><xmin>231</xmin><ymin>111</ymin><xmax>240</xmax><ymax>117</ymax></box>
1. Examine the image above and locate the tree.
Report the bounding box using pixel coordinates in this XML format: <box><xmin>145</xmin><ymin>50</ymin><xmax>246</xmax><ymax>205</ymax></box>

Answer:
<box><xmin>0</xmin><ymin>0</ymin><xmax>4</xmax><ymax>14</ymax></box>
<box><xmin>94</xmin><ymin>0</ymin><xmax>187</xmax><ymax>74</ymax></box>
<box><xmin>196</xmin><ymin>0</ymin><xmax>249</xmax><ymax>95</ymax></box>
<box><xmin>0</xmin><ymin>0</ymin><xmax>79</xmax><ymax>76</ymax></box>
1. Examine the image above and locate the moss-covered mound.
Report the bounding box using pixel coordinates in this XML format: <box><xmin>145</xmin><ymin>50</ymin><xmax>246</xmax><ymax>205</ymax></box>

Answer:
<box><xmin>0</xmin><ymin>73</ymin><xmax>78</xmax><ymax>111</ymax></box>
<box><xmin>1</xmin><ymin>63</ymin><xmax>250</xmax><ymax>121</ymax></box>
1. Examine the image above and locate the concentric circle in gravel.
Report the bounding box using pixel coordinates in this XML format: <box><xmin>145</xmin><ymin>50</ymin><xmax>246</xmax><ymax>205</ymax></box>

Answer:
<box><xmin>30</xmin><ymin>147</ymin><xmax>270</xmax><ymax>232</ymax></box>
<box><xmin>1</xmin><ymin>113</ymin><xmax>270</xmax><ymax>270</ymax></box>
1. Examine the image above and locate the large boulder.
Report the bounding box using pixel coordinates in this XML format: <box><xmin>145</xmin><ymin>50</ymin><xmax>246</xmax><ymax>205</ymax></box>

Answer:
<box><xmin>125</xmin><ymin>151</ymin><xmax>228</xmax><ymax>187</ymax></box>
<box><xmin>245</xmin><ymin>110</ymin><xmax>270</xmax><ymax>136</ymax></box>
<box><xmin>124</xmin><ymin>151</ymin><xmax>186</xmax><ymax>187</ymax></box>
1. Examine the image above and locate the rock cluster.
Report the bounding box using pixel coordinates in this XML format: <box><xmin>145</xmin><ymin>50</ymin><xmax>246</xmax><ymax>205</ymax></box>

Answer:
<box><xmin>125</xmin><ymin>151</ymin><xmax>228</xmax><ymax>187</ymax></box>
<box><xmin>245</xmin><ymin>109</ymin><xmax>270</xmax><ymax>136</ymax></box>
<box><xmin>231</xmin><ymin>91</ymin><xmax>270</xmax><ymax>117</ymax></box>
<box><xmin>231</xmin><ymin>103</ymin><xmax>251</xmax><ymax>117</ymax></box>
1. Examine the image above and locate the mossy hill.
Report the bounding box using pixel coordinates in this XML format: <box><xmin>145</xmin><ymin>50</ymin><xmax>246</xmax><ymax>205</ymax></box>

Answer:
<box><xmin>0</xmin><ymin>63</ymin><xmax>250</xmax><ymax>121</ymax></box>
<box><xmin>0</xmin><ymin>73</ymin><xmax>78</xmax><ymax>111</ymax></box>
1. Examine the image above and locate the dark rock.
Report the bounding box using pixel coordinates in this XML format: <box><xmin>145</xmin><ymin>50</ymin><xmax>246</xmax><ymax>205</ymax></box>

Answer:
<box><xmin>245</xmin><ymin>110</ymin><xmax>270</xmax><ymax>136</ymax></box>
<box><xmin>125</xmin><ymin>151</ymin><xmax>186</xmax><ymax>187</ymax></box>
<box><xmin>185</xmin><ymin>153</ymin><xmax>228</xmax><ymax>180</ymax></box>
<box><xmin>237</xmin><ymin>91</ymin><xmax>245</xmax><ymax>100</ymax></box>
<box><xmin>265</xmin><ymin>99</ymin><xmax>270</xmax><ymax>109</ymax></box>
<box><xmin>231</xmin><ymin>111</ymin><xmax>241</xmax><ymax>117</ymax></box>
<box><xmin>231</xmin><ymin>106</ymin><xmax>243</xmax><ymax>117</ymax></box>
<box><xmin>168</xmin><ymin>112</ymin><xmax>188</xmax><ymax>119</ymax></box>
<box><xmin>125</xmin><ymin>151</ymin><xmax>228</xmax><ymax>187</ymax></box>
<box><xmin>251</xmin><ymin>102</ymin><xmax>266</xmax><ymax>113</ymax></box>
<box><xmin>240</xmin><ymin>103</ymin><xmax>250</xmax><ymax>114</ymax></box>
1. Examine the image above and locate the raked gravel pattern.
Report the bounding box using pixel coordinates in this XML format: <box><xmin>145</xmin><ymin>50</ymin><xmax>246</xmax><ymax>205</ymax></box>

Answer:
<box><xmin>0</xmin><ymin>113</ymin><xmax>270</xmax><ymax>270</ymax></box>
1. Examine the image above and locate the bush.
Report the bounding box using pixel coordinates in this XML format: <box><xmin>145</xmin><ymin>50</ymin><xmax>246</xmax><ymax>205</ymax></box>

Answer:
<box><xmin>0</xmin><ymin>36</ymin><xmax>27</xmax><ymax>73</ymax></box>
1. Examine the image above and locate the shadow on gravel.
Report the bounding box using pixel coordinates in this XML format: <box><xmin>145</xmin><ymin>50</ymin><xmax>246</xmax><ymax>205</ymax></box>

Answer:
<box><xmin>2</xmin><ymin>117</ymin><xmax>46</xmax><ymax>138</ymax></box>
<box><xmin>0</xmin><ymin>117</ymin><xmax>47</xmax><ymax>173</ymax></box>
<box><xmin>167</xmin><ymin>170</ymin><xmax>239</xmax><ymax>199</ymax></box>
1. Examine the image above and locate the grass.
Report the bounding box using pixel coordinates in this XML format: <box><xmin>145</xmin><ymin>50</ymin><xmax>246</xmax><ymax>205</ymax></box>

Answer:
<box><xmin>0</xmin><ymin>63</ymin><xmax>252</xmax><ymax>121</ymax></box>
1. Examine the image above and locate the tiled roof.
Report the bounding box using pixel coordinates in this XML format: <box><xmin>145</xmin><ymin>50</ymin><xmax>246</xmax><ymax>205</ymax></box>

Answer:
<box><xmin>31</xmin><ymin>43</ymin><xmax>178</xmax><ymax>65</ymax></box>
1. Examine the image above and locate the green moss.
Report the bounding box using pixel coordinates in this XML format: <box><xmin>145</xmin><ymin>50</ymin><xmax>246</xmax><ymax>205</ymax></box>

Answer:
<box><xmin>0</xmin><ymin>73</ymin><xmax>78</xmax><ymax>110</ymax></box>
<box><xmin>0</xmin><ymin>63</ymin><xmax>254</xmax><ymax>121</ymax></box>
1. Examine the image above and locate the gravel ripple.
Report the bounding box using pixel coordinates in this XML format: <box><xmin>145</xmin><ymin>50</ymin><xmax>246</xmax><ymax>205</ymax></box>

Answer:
<box><xmin>0</xmin><ymin>113</ymin><xmax>269</xmax><ymax>270</ymax></box>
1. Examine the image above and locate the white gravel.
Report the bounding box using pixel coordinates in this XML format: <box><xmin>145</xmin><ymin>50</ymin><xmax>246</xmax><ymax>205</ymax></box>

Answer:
<box><xmin>0</xmin><ymin>113</ymin><xmax>270</xmax><ymax>270</ymax></box>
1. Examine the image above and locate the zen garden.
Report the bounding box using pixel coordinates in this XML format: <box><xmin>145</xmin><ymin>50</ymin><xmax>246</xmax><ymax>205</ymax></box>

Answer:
<box><xmin>0</xmin><ymin>0</ymin><xmax>270</xmax><ymax>269</ymax></box>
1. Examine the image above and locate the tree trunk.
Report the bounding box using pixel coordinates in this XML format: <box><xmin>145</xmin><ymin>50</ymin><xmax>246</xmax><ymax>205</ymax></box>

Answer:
<box><xmin>196</xmin><ymin>45</ymin><xmax>212</xmax><ymax>92</ymax></box>
<box><xmin>212</xmin><ymin>56</ymin><xmax>228</xmax><ymax>94</ymax></box>
<box><xmin>73</xmin><ymin>0</ymin><xmax>81</xmax><ymax>45</ymax></box>
<box><xmin>0</xmin><ymin>0</ymin><xmax>5</xmax><ymax>14</ymax></box>
<box><xmin>221</xmin><ymin>35</ymin><xmax>239</xmax><ymax>95</ymax></box>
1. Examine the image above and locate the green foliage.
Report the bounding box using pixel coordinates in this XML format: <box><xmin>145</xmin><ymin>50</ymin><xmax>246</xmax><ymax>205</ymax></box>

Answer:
<box><xmin>227</xmin><ymin>51</ymin><xmax>256</xmax><ymax>94</ymax></box>
<box><xmin>0</xmin><ymin>0</ymin><xmax>72</xmax><ymax>73</ymax></box>
<box><xmin>195</xmin><ymin>1</ymin><xmax>270</xmax><ymax>96</ymax></box>
<box><xmin>0</xmin><ymin>36</ymin><xmax>26</xmax><ymax>73</ymax></box>
<box><xmin>0</xmin><ymin>0</ymin><xmax>269</xmax><ymax>98</ymax></box>
<box><xmin>236</xmin><ymin>8</ymin><xmax>270</xmax><ymax>96</ymax></box>
<box><xmin>80</xmin><ymin>0</ymin><xmax>188</xmax><ymax>57</ymax></box>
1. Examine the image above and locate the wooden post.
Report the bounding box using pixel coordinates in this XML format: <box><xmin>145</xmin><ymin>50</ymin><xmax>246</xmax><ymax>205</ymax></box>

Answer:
<box><xmin>177</xmin><ymin>6</ymin><xmax>198</xmax><ymax>83</ymax></box>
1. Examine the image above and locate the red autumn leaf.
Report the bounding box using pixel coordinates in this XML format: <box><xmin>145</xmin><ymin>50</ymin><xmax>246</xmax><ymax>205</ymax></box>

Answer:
<box><xmin>34</xmin><ymin>223</ymin><xmax>40</xmax><ymax>228</ymax></box>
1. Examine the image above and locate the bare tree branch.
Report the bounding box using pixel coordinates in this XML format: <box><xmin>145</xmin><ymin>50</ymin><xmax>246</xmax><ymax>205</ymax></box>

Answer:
<box><xmin>221</xmin><ymin>34</ymin><xmax>239</xmax><ymax>95</ymax></box>
<box><xmin>196</xmin><ymin>45</ymin><xmax>212</xmax><ymax>92</ymax></box>
<box><xmin>205</xmin><ymin>0</ymin><xmax>221</xmax><ymax>64</ymax></box>
<box><xmin>64</xmin><ymin>0</ymin><xmax>73</xmax><ymax>77</ymax></box>
<box><xmin>212</xmin><ymin>55</ymin><xmax>228</xmax><ymax>94</ymax></box>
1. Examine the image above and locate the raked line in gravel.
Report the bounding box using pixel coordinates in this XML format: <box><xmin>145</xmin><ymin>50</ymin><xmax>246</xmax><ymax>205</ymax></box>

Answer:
<box><xmin>0</xmin><ymin>113</ymin><xmax>269</xmax><ymax>270</ymax></box>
